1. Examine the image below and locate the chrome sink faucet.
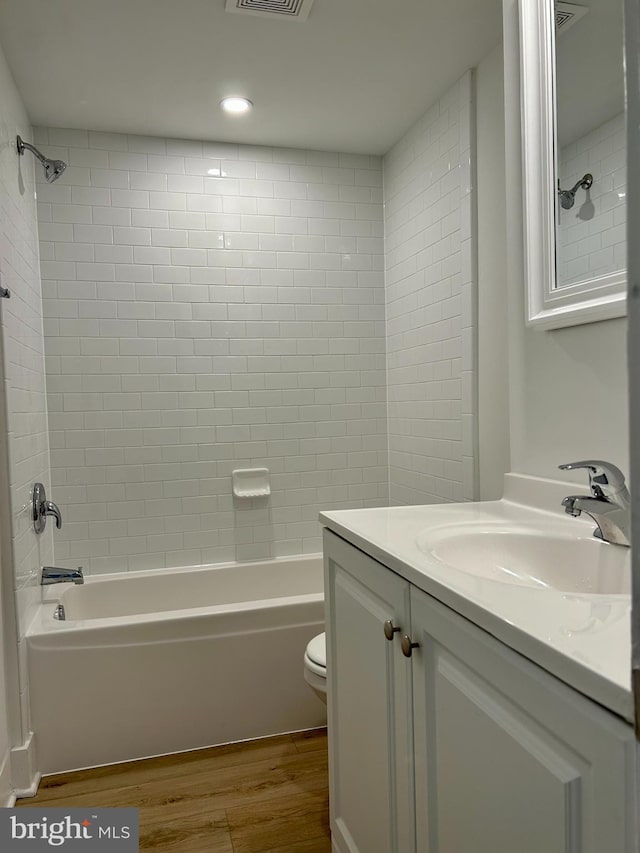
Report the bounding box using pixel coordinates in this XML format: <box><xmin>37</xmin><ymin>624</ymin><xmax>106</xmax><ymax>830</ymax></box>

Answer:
<box><xmin>559</xmin><ymin>460</ymin><xmax>631</xmax><ymax>547</ymax></box>
<box><xmin>41</xmin><ymin>566</ymin><xmax>84</xmax><ymax>585</ymax></box>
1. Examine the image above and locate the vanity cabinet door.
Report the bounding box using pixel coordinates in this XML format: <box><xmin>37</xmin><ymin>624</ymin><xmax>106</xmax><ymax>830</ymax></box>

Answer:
<box><xmin>410</xmin><ymin>586</ymin><xmax>636</xmax><ymax>853</ymax></box>
<box><xmin>324</xmin><ymin>529</ymin><xmax>415</xmax><ymax>853</ymax></box>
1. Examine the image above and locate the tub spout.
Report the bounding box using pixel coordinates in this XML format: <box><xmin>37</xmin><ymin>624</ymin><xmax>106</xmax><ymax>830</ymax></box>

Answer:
<box><xmin>41</xmin><ymin>566</ymin><xmax>84</xmax><ymax>585</ymax></box>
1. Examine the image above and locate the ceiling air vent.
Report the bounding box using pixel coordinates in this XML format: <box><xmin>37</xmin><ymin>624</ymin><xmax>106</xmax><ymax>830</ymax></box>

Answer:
<box><xmin>225</xmin><ymin>0</ymin><xmax>315</xmax><ymax>21</ymax></box>
<box><xmin>555</xmin><ymin>2</ymin><xmax>589</xmax><ymax>34</ymax></box>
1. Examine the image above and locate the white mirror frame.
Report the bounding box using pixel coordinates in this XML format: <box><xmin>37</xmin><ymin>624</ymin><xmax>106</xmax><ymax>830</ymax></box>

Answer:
<box><xmin>518</xmin><ymin>0</ymin><xmax>627</xmax><ymax>330</ymax></box>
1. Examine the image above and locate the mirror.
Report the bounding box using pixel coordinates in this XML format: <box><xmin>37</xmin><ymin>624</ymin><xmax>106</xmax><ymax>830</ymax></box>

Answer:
<box><xmin>519</xmin><ymin>0</ymin><xmax>627</xmax><ymax>328</ymax></box>
<box><xmin>555</xmin><ymin>0</ymin><xmax>626</xmax><ymax>290</ymax></box>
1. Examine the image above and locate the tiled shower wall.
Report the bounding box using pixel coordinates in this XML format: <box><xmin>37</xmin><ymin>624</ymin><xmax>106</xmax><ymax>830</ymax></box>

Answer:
<box><xmin>557</xmin><ymin>112</ymin><xmax>626</xmax><ymax>286</ymax></box>
<box><xmin>35</xmin><ymin>128</ymin><xmax>387</xmax><ymax>572</ymax></box>
<box><xmin>383</xmin><ymin>72</ymin><xmax>477</xmax><ymax>505</ymax></box>
<box><xmin>0</xmin><ymin>45</ymin><xmax>53</xmax><ymax>753</ymax></box>
<box><xmin>0</xmin><ymin>56</ymin><xmax>53</xmax><ymax>641</ymax></box>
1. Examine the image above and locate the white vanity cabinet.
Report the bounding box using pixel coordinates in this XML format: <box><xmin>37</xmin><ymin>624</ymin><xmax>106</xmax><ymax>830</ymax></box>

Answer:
<box><xmin>324</xmin><ymin>528</ymin><xmax>637</xmax><ymax>853</ymax></box>
<box><xmin>325</xmin><ymin>528</ymin><xmax>415</xmax><ymax>853</ymax></box>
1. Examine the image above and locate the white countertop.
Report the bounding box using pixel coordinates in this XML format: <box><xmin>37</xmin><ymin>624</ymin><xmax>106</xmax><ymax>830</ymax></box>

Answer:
<box><xmin>320</xmin><ymin>473</ymin><xmax>633</xmax><ymax>724</ymax></box>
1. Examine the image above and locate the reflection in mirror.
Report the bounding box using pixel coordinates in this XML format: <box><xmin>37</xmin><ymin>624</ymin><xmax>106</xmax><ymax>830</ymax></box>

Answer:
<box><xmin>554</xmin><ymin>0</ymin><xmax>626</xmax><ymax>289</ymax></box>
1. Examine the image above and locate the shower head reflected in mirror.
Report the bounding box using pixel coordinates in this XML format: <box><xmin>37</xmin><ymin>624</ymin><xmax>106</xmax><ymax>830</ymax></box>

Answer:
<box><xmin>558</xmin><ymin>172</ymin><xmax>593</xmax><ymax>210</ymax></box>
<box><xmin>16</xmin><ymin>136</ymin><xmax>67</xmax><ymax>184</ymax></box>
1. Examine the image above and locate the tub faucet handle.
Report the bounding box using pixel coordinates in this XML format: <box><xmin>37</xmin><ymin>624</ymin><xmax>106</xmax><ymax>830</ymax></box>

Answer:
<box><xmin>32</xmin><ymin>482</ymin><xmax>63</xmax><ymax>534</ymax></box>
<box><xmin>45</xmin><ymin>500</ymin><xmax>62</xmax><ymax>529</ymax></box>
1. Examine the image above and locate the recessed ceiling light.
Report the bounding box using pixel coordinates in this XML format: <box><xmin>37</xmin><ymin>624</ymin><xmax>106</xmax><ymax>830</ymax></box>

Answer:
<box><xmin>220</xmin><ymin>97</ymin><xmax>253</xmax><ymax>115</ymax></box>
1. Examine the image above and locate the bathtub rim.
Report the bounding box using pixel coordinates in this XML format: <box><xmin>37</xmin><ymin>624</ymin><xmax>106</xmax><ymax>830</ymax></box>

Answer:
<box><xmin>30</xmin><ymin>552</ymin><xmax>324</xmax><ymax>637</ymax></box>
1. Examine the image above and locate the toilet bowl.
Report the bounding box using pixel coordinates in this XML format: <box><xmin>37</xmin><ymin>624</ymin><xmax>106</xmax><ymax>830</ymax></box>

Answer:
<box><xmin>304</xmin><ymin>632</ymin><xmax>327</xmax><ymax>704</ymax></box>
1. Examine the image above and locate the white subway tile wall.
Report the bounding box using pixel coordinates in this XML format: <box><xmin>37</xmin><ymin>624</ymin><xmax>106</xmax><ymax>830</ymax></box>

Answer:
<box><xmin>557</xmin><ymin>113</ymin><xmax>626</xmax><ymax>286</ymax></box>
<box><xmin>0</xmin><ymin>48</ymin><xmax>54</xmax><ymax>742</ymax></box>
<box><xmin>383</xmin><ymin>73</ymin><xmax>477</xmax><ymax>504</ymax></box>
<box><xmin>35</xmin><ymin>128</ymin><xmax>388</xmax><ymax>572</ymax></box>
<box><xmin>0</xmin><ymin>65</ymin><xmax>54</xmax><ymax>642</ymax></box>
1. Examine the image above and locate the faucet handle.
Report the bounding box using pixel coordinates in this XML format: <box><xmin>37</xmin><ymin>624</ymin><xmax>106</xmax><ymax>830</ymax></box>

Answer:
<box><xmin>558</xmin><ymin>460</ymin><xmax>628</xmax><ymax>498</ymax></box>
<box><xmin>44</xmin><ymin>500</ymin><xmax>62</xmax><ymax>529</ymax></box>
<box><xmin>32</xmin><ymin>483</ymin><xmax>63</xmax><ymax>534</ymax></box>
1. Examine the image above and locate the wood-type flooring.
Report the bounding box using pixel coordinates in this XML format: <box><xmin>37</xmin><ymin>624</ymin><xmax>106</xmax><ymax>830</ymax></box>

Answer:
<box><xmin>17</xmin><ymin>728</ymin><xmax>331</xmax><ymax>852</ymax></box>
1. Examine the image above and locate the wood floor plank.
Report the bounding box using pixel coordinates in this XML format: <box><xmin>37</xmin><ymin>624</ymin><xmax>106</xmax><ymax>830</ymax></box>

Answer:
<box><xmin>139</xmin><ymin>810</ymin><xmax>233</xmax><ymax>853</ymax></box>
<box><xmin>291</xmin><ymin>728</ymin><xmax>328</xmax><ymax>754</ymax></box>
<box><xmin>226</xmin><ymin>790</ymin><xmax>330</xmax><ymax>853</ymax></box>
<box><xmin>255</xmin><ymin>838</ymin><xmax>332</xmax><ymax>853</ymax></box>
<box><xmin>26</xmin><ymin>735</ymin><xmax>300</xmax><ymax>804</ymax></box>
<box><xmin>16</xmin><ymin>732</ymin><xmax>331</xmax><ymax>853</ymax></box>
<box><xmin>31</xmin><ymin>750</ymin><xmax>329</xmax><ymax>813</ymax></box>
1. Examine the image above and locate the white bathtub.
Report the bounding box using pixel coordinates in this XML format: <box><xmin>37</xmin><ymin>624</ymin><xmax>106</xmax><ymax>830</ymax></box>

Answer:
<box><xmin>26</xmin><ymin>555</ymin><xmax>326</xmax><ymax>774</ymax></box>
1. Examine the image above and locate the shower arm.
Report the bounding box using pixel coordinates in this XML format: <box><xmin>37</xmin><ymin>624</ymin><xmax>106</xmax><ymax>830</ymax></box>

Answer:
<box><xmin>16</xmin><ymin>136</ymin><xmax>48</xmax><ymax>166</ymax></box>
<box><xmin>570</xmin><ymin>174</ymin><xmax>593</xmax><ymax>194</ymax></box>
<box><xmin>561</xmin><ymin>173</ymin><xmax>594</xmax><ymax>196</ymax></box>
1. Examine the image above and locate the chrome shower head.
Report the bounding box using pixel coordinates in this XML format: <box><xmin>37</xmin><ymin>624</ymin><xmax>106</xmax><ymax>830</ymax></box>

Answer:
<box><xmin>42</xmin><ymin>158</ymin><xmax>67</xmax><ymax>184</ymax></box>
<box><xmin>16</xmin><ymin>136</ymin><xmax>67</xmax><ymax>184</ymax></box>
<box><xmin>557</xmin><ymin>173</ymin><xmax>593</xmax><ymax>210</ymax></box>
<box><xmin>559</xmin><ymin>188</ymin><xmax>576</xmax><ymax>209</ymax></box>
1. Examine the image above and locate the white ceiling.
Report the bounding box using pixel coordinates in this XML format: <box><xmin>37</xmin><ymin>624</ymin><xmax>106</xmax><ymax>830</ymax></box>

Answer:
<box><xmin>0</xmin><ymin>0</ymin><xmax>502</xmax><ymax>155</ymax></box>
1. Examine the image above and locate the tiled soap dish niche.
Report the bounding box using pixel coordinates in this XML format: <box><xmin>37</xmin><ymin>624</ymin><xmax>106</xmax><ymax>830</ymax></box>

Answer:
<box><xmin>232</xmin><ymin>468</ymin><xmax>271</xmax><ymax>498</ymax></box>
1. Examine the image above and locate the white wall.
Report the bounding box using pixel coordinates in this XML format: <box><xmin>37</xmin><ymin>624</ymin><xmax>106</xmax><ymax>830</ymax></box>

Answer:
<box><xmin>0</xmin><ymin>40</ymin><xmax>52</xmax><ymax>800</ymax></box>
<box><xmin>36</xmin><ymin>128</ymin><xmax>388</xmax><ymax>572</ymax></box>
<box><xmin>0</xmin><ymin>530</ymin><xmax>11</xmax><ymax>803</ymax></box>
<box><xmin>501</xmin><ymin>0</ymin><xmax>629</xmax><ymax>488</ymax></box>
<box><xmin>0</xmin><ymin>88</ymin><xmax>53</xmax><ymax>644</ymax></box>
<box><xmin>383</xmin><ymin>72</ymin><xmax>477</xmax><ymax>505</ymax></box>
<box><xmin>510</xmin><ymin>316</ymin><xmax>628</xmax><ymax>479</ymax></box>
<box><xmin>476</xmin><ymin>44</ymin><xmax>510</xmax><ymax>501</ymax></box>
<box><xmin>557</xmin><ymin>112</ymin><xmax>626</xmax><ymax>286</ymax></box>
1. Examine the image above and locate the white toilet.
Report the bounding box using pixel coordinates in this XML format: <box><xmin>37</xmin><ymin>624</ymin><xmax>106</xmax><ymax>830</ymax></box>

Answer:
<box><xmin>303</xmin><ymin>632</ymin><xmax>327</xmax><ymax>703</ymax></box>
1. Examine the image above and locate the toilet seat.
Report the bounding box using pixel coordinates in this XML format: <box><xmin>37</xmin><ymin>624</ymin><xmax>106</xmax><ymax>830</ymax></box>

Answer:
<box><xmin>304</xmin><ymin>633</ymin><xmax>327</xmax><ymax>699</ymax></box>
<box><xmin>304</xmin><ymin>653</ymin><xmax>326</xmax><ymax>678</ymax></box>
<box><xmin>305</xmin><ymin>632</ymin><xmax>326</xmax><ymax>675</ymax></box>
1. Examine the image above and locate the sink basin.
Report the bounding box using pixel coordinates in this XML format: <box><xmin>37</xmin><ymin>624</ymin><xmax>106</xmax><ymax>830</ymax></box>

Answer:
<box><xmin>416</xmin><ymin>524</ymin><xmax>631</xmax><ymax>595</ymax></box>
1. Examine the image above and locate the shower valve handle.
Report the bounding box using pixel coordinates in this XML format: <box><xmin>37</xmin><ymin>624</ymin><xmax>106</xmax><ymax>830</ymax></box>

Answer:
<box><xmin>44</xmin><ymin>500</ymin><xmax>63</xmax><ymax>529</ymax></box>
<box><xmin>32</xmin><ymin>482</ymin><xmax>63</xmax><ymax>534</ymax></box>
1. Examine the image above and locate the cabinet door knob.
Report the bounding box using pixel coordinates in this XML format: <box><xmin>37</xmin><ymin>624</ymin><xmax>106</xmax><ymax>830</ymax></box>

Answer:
<box><xmin>401</xmin><ymin>634</ymin><xmax>419</xmax><ymax>658</ymax></box>
<box><xmin>383</xmin><ymin>620</ymin><xmax>401</xmax><ymax>641</ymax></box>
